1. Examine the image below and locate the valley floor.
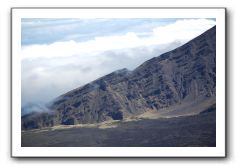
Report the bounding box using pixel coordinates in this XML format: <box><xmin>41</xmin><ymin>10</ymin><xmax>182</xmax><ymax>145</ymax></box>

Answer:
<box><xmin>21</xmin><ymin>110</ymin><xmax>216</xmax><ymax>147</ymax></box>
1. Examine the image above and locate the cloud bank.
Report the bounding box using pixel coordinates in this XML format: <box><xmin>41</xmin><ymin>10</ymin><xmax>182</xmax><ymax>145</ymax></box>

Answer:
<box><xmin>21</xmin><ymin>18</ymin><xmax>215</xmax><ymax>109</ymax></box>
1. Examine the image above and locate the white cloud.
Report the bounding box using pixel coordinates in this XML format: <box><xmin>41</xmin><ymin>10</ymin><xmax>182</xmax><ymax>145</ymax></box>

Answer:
<box><xmin>152</xmin><ymin>18</ymin><xmax>216</xmax><ymax>44</ymax></box>
<box><xmin>21</xmin><ymin>18</ymin><xmax>215</xmax><ymax>60</ymax></box>
<box><xmin>21</xmin><ymin>19</ymin><xmax>215</xmax><ymax>106</ymax></box>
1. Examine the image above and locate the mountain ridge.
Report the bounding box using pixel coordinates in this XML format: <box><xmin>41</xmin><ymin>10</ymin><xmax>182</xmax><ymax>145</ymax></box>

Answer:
<box><xmin>22</xmin><ymin>26</ymin><xmax>216</xmax><ymax>130</ymax></box>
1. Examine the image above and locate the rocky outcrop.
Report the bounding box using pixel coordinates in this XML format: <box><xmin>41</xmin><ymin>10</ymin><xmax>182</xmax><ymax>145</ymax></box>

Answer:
<box><xmin>22</xmin><ymin>26</ymin><xmax>216</xmax><ymax>130</ymax></box>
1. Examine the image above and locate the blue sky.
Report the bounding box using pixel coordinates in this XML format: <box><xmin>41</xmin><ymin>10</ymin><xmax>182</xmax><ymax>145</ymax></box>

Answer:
<box><xmin>21</xmin><ymin>18</ymin><xmax>216</xmax><ymax>109</ymax></box>
<box><xmin>22</xmin><ymin>18</ymin><xmax>181</xmax><ymax>46</ymax></box>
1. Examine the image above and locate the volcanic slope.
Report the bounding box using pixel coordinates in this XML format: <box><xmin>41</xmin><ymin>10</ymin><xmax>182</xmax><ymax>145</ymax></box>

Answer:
<box><xmin>22</xmin><ymin>26</ymin><xmax>216</xmax><ymax>130</ymax></box>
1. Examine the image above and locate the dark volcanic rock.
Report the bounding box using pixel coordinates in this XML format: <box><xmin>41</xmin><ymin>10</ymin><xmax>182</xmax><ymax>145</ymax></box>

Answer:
<box><xmin>22</xmin><ymin>26</ymin><xmax>216</xmax><ymax>130</ymax></box>
<box><xmin>22</xmin><ymin>111</ymin><xmax>216</xmax><ymax>147</ymax></box>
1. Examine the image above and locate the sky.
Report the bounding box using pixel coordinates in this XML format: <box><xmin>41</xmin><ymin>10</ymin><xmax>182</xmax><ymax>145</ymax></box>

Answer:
<box><xmin>21</xmin><ymin>18</ymin><xmax>216</xmax><ymax>108</ymax></box>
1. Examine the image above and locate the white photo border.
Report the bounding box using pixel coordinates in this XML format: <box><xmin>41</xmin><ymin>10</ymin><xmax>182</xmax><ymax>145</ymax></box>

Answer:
<box><xmin>11</xmin><ymin>8</ymin><xmax>226</xmax><ymax>157</ymax></box>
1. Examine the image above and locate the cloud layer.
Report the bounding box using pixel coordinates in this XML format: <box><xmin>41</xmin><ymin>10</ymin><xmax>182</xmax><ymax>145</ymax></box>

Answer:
<box><xmin>21</xmin><ymin>18</ymin><xmax>215</xmax><ymax>107</ymax></box>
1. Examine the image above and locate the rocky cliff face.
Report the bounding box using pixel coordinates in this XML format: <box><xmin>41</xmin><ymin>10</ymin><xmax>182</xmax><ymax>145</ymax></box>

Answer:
<box><xmin>22</xmin><ymin>26</ymin><xmax>216</xmax><ymax>130</ymax></box>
